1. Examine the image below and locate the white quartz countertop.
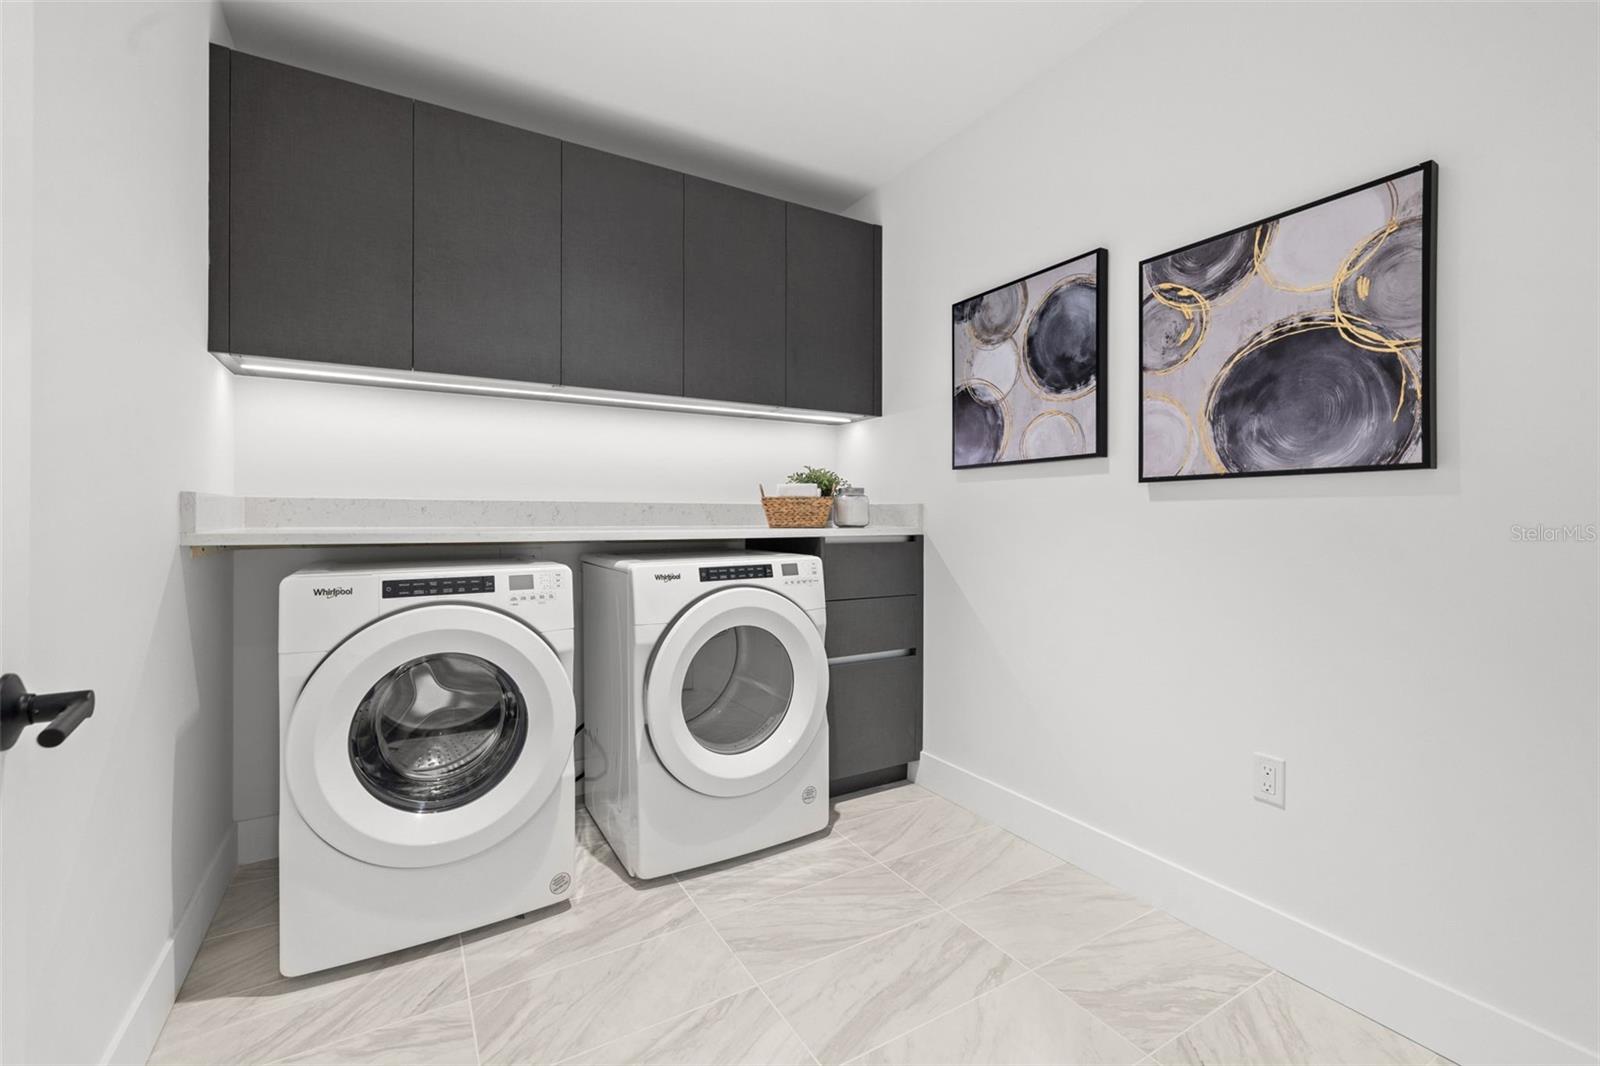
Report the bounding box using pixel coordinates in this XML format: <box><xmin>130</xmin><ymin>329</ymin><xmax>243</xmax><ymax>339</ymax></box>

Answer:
<box><xmin>178</xmin><ymin>493</ymin><xmax>922</xmax><ymax>548</ymax></box>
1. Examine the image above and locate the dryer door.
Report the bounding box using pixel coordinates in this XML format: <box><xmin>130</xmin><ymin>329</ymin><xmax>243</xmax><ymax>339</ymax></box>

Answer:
<box><xmin>644</xmin><ymin>587</ymin><xmax>827</xmax><ymax>798</ymax></box>
<box><xmin>285</xmin><ymin>604</ymin><xmax>574</xmax><ymax>868</ymax></box>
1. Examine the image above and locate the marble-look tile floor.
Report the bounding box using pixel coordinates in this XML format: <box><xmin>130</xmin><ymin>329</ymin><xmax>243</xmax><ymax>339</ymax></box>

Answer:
<box><xmin>151</xmin><ymin>783</ymin><xmax>1451</xmax><ymax>1065</ymax></box>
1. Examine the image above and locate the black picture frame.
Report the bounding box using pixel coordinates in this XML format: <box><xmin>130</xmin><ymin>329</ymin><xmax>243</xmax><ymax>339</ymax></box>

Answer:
<box><xmin>1137</xmin><ymin>161</ymin><xmax>1437</xmax><ymax>484</ymax></box>
<box><xmin>952</xmin><ymin>247</ymin><xmax>1108</xmax><ymax>470</ymax></box>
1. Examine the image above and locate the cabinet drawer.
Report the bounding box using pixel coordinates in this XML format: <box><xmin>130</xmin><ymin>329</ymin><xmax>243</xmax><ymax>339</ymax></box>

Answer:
<box><xmin>827</xmin><ymin>655</ymin><xmax>922</xmax><ymax>781</ymax></box>
<box><xmin>822</xmin><ymin>540</ymin><xmax>922</xmax><ymax>600</ymax></box>
<box><xmin>825</xmin><ymin>596</ymin><xmax>920</xmax><ymax>658</ymax></box>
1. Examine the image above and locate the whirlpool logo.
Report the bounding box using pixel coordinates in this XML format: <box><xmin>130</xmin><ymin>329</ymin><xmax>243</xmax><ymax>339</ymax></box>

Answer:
<box><xmin>653</xmin><ymin>572</ymin><xmax>682</xmax><ymax>583</ymax></box>
<box><xmin>311</xmin><ymin>587</ymin><xmax>354</xmax><ymax>599</ymax></box>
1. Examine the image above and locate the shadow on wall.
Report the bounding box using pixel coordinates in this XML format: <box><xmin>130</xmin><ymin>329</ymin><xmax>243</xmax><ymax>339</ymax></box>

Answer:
<box><xmin>1145</xmin><ymin>462</ymin><xmax>1461</xmax><ymax>503</ymax></box>
<box><xmin>916</xmin><ymin>539</ymin><xmax>1035</xmax><ymax>776</ymax></box>
<box><xmin>171</xmin><ymin>546</ymin><xmax>234</xmax><ymax>980</ymax></box>
<box><xmin>955</xmin><ymin>457</ymin><xmax>1110</xmax><ymax>484</ymax></box>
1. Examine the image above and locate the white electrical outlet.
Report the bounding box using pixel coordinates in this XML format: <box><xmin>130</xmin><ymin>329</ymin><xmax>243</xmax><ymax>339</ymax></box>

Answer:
<box><xmin>1253</xmin><ymin>754</ymin><xmax>1286</xmax><ymax>808</ymax></box>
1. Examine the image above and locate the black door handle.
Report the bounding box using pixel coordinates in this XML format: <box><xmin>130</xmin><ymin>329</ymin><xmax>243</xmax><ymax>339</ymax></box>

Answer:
<box><xmin>0</xmin><ymin>674</ymin><xmax>96</xmax><ymax>751</ymax></box>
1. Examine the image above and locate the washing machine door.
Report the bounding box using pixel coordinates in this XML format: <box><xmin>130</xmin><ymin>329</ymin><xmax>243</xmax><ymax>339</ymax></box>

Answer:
<box><xmin>644</xmin><ymin>586</ymin><xmax>828</xmax><ymax>798</ymax></box>
<box><xmin>285</xmin><ymin>604</ymin><xmax>574</xmax><ymax>869</ymax></box>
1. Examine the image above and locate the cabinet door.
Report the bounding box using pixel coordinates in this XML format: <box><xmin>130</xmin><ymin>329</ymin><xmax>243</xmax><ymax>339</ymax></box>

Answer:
<box><xmin>827</xmin><ymin>656</ymin><xmax>923</xmax><ymax>781</ymax></box>
<box><xmin>561</xmin><ymin>145</ymin><xmax>683</xmax><ymax>395</ymax></box>
<box><xmin>787</xmin><ymin>206</ymin><xmax>881</xmax><ymax>415</ymax></box>
<box><xmin>414</xmin><ymin>103</ymin><xmax>561</xmax><ymax>382</ymax></box>
<box><xmin>684</xmin><ymin>177</ymin><xmax>786</xmax><ymax>405</ymax></box>
<box><xmin>228</xmin><ymin>52</ymin><xmax>412</xmax><ymax>368</ymax></box>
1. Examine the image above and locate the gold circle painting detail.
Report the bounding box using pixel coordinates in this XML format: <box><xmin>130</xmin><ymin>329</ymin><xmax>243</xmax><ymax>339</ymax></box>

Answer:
<box><xmin>1021</xmin><ymin>411</ymin><xmax>1085</xmax><ymax>459</ymax></box>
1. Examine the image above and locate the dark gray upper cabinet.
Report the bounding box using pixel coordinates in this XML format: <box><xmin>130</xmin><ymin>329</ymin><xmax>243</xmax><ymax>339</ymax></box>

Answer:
<box><xmin>561</xmin><ymin>145</ymin><xmax>684</xmax><ymax>395</ymax></box>
<box><xmin>786</xmin><ymin>206</ymin><xmax>881</xmax><ymax>415</ymax></box>
<box><xmin>684</xmin><ymin>177</ymin><xmax>787</xmax><ymax>406</ymax></box>
<box><xmin>414</xmin><ymin>103</ymin><xmax>561</xmax><ymax>382</ymax></box>
<box><xmin>212</xmin><ymin>49</ymin><xmax>881</xmax><ymax>413</ymax></box>
<box><xmin>227</xmin><ymin>51</ymin><xmax>412</xmax><ymax>368</ymax></box>
<box><xmin>208</xmin><ymin>46</ymin><xmax>229</xmax><ymax>353</ymax></box>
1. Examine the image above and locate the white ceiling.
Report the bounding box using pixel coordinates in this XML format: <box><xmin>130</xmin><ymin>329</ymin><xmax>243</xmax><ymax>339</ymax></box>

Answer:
<box><xmin>218</xmin><ymin>1</ymin><xmax>1136</xmax><ymax>211</ymax></box>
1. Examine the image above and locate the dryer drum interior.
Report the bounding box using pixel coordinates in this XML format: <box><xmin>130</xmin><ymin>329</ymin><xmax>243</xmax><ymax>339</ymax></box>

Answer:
<box><xmin>680</xmin><ymin>625</ymin><xmax>795</xmax><ymax>755</ymax></box>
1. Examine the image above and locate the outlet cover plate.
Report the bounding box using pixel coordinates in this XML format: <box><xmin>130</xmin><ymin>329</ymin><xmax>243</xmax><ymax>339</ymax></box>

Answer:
<box><xmin>1254</xmin><ymin>754</ymin><xmax>1285</xmax><ymax>808</ymax></box>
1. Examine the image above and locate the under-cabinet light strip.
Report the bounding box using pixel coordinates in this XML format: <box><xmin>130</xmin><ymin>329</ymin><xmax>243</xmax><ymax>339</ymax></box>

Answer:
<box><xmin>212</xmin><ymin>351</ymin><xmax>861</xmax><ymax>425</ymax></box>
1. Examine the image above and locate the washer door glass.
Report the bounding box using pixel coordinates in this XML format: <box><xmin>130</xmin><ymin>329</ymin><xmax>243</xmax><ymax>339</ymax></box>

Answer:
<box><xmin>680</xmin><ymin>626</ymin><xmax>794</xmax><ymax>755</ymax></box>
<box><xmin>349</xmin><ymin>652</ymin><xmax>527</xmax><ymax>812</ymax></box>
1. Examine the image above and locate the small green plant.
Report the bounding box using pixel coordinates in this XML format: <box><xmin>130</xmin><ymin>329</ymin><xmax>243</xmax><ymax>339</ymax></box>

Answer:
<box><xmin>786</xmin><ymin>465</ymin><xmax>849</xmax><ymax>497</ymax></box>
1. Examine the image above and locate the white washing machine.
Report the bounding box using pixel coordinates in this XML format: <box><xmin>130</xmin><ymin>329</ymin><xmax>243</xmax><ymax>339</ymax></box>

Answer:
<box><xmin>582</xmin><ymin>550</ymin><xmax>829</xmax><ymax>878</ymax></box>
<box><xmin>278</xmin><ymin>560</ymin><xmax>575</xmax><ymax>976</ymax></box>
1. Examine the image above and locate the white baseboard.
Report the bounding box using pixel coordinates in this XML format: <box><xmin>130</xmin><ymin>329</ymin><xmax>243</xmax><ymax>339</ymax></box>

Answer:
<box><xmin>237</xmin><ymin>814</ymin><xmax>278</xmax><ymax>863</ymax></box>
<box><xmin>102</xmin><ymin>826</ymin><xmax>237</xmax><ymax>1065</ymax></box>
<box><xmin>917</xmin><ymin>753</ymin><xmax>1597</xmax><ymax>1066</ymax></box>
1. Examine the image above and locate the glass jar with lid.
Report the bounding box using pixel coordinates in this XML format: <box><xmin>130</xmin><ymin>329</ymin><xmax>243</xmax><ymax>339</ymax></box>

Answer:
<box><xmin>832</xmin><ymin>486</ymin><xmax>870</xmax><ymax>527</ymax></box>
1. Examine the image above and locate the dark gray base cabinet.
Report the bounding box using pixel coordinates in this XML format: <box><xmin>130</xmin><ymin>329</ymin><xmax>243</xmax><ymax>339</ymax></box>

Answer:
<box><xmin>768</xmin><ymin>537</ymin><xmax>923</xmax><ymax>792</ymax></box>
<box><xmin>210</xmin><ymin>46</ymin><xmax>882</xmax><ymax>417</ymax></box>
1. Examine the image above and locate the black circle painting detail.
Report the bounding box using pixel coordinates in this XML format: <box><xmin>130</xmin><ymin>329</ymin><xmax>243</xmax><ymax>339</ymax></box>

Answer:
<box><xmin>952</xmin><ymin>380</ymin><xmax>1007</xmax><ymax>467</ymax></box>
<box><xmin>1023</xmin><ymin>277</ymin><xmax>1098</xmax><ymax>396</ymax></box>
<box><xmin>1143</xmin><ymin>227</ymin><xmax>1260</xmax><ymax>304</ymax></box>
<box><xmin>1137</xmin><ymin>164</ymin><xmax>1432</xmax><ymax>480</ymax></box>
<box><xmin>1206</xmin><ymin>316</ymin><xmax>1421</xmax><ymax>473</ymax></box>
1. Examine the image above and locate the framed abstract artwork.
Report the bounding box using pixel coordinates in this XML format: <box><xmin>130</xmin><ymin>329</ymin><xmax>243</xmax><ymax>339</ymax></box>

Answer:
<box><xmin>1139</xmin><ymin>162</ymin><xmax>1436</xmax><ymax>482</ymax></box>
<box><xmin>953</xmin><ymin>248</ymin><xmax>1107</xmax><ymax>469</ymax></box>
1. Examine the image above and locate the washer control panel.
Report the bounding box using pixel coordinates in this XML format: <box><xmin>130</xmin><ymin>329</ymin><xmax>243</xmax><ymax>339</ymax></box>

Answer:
<box><xmin>508</xmin><ymin>569</ymin><xmax>565</xmax><ymax>606</ymax></box>
<box><xmin>699</xmin><ymin>564</ymin><xmax>773</xmax><ymax>582</ymax></box>
<box><xmin>382</xmin><ymin>574</ymin><xmax>494</xmax><ymax>599</ymax></box>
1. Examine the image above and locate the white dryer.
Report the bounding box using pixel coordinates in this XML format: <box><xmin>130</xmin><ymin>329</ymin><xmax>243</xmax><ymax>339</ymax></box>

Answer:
<box><xmin>278</xmin><ymin>561</ymin><xmax>575</xmax><ymax>976</ymax></box>
<box><xmin>582</xmin><ymin>551</ymin><xmax>829</xmax><ymax>878</ymax></box>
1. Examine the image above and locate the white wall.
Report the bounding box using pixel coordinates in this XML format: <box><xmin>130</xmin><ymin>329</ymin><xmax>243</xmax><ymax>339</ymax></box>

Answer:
<box><xmin>841</xmin><ymin>2</ymin><xmax>1597</xmax><ymax>1063</ymax></box>
<box><xmin>232</xmin><ymin>376</ymin><xmax>840</xmax><ymax>501</ymax></box>
<box><xmin>1</xmin><ymin>4</ymin><xmax>237</xmax><ymax>1062</ymax></box>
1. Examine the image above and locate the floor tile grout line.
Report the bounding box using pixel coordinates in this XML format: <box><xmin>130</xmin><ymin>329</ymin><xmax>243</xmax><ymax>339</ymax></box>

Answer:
<box><xmin>872</xmin><ymin>821</ymin><xmax>999</xmax><ymax>867</ymax></box>
<box><xmin>679</xmin><ymin>878</ymin><xmax>823</xmax><ymax>1066</ymax></box>
<box><xmin>549</xmin><ymin>990</ymin><xmax>766</xmax><ymax>1066</ymax></box>
<box><xmin>822</xmin><ymin>838</ymin><xmax>1064</xmax><ymax>1060</ymax></box>
<box><xmin>545</xmin><ymin>888</ymin><xmax>816</xmax><ymax>1065</ymax></box>
<box><xmin>872</xmin><ymin>819</ymin><xmax>1005</xmax><ymax>870</ymax></box>
<box><xmin>867</xmin><ymin>796</ymin><xmax>1289</xmax><ymax>1058</ymax></box>
<box><xmin>1143</xmin><ymin>967</ymin><xmax>1277</xmax><ymax>1059</ymax></box>
<box><xmin>462</xmin><ymin>879</ymin><xmax>707</xmax><ymax>1001</ymax></box>
<box><xmin>1023</xmin><ymin>906</ymin><xmax>1160</xmax><ymax>975</ymax></box>
<box><xmin>870</xmin><ymin>843</ymin><xmax>1023</xmax><ymax>968</ymax></box>
<box><xmin>864</xmin><ymin>816</ymin><xmax>1164</xmax><ymax>1062</ymax></box>
<box><xmin>840</xmin><ymin>965</ymin><xmax>1040</xmax><ymax>1064</ymax></box>
<box><xmin>458</xmin><ymin>936</ymin><xmax>483</xmax><ymax>1066</ymax></box>
<box><xmin>829</xmin><ymin>791</ymin><xmax>946</xmax><ymax>844</ymax></box>
<box><xmin>671</xmin><ymin>836</ymin><xmax>871</xmax><ymax>920</ymax></box>
<box><xmin>750</xmin><ymin>900</ymin><xmax>959</xmax><ymax>990</ymax></box>
<box><xmin>207</xmin><ymin>941</ymin><xmax>471</xmax><ymax>1066</ymax></box>
<box><xmin>684</xmin><ymin>844</ymin><xmax>902</xmax><ymax>927</ymax></box>
<box><xmin>256</xmin><ymin>995</ymin><xmax>473</xmax><ymax>1066</ymax></box>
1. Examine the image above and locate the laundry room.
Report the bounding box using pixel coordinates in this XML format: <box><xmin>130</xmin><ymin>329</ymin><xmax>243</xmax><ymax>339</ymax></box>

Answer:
<box><xmin>0</xmin><ymin>3</ymin><xmax>1596</xmax><ymax>1066</ymax></box>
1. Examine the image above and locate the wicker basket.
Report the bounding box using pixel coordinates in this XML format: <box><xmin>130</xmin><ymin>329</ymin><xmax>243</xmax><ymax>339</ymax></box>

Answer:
<box><xmin>760</xmin><ymin>486</ymin><xmax>834</xmax><ymax>528</ymax></box>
